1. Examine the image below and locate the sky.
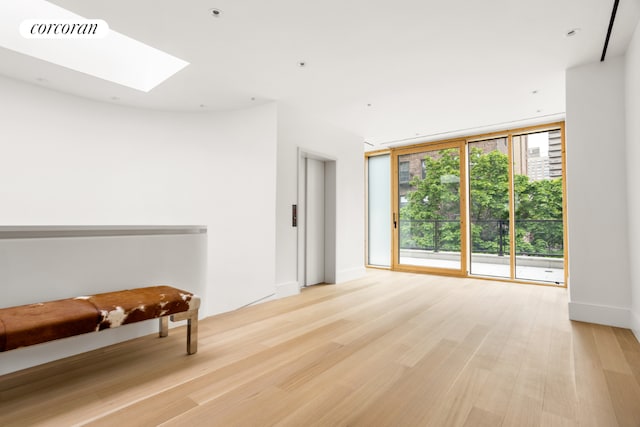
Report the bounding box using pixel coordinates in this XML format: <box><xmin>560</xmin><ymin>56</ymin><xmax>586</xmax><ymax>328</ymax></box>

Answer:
<box><xmin>528</xmin><ymin>132</ymin><xmax>549</xmax><ymax>156</ymax></box>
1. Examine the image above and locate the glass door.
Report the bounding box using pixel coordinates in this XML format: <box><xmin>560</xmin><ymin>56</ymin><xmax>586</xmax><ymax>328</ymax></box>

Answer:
<box><xmin>392</xmin><ymin>141</ymin><xmax>466</xmax><ymax>275</ymax></box>
<box><xmin>468</xmin><ymin>137</ymin><xmax>511</xmax><ymax>278</ymax></box>
<box><xmin>512</xmin><ymin>130</ymin><xmax>565</xmax><ymax>284</ymax></box>
<box><xmin>466</xmin><ymin>128</ymin><xmax>565</xmax><ymax>285</ymax></box>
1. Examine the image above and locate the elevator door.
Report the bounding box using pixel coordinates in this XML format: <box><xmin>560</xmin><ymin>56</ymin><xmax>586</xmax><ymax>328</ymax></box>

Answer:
<box><xmin>305</xmin><ymin>158</ymin><xmax>325</xmax><ymax>285</ymax></box>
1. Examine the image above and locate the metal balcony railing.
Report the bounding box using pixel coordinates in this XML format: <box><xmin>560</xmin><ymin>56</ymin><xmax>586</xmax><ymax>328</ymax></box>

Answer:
<box><xmin>399</xmin><ymin>219</ymin><xmax>564</xmax><ymax>258</ymax></box>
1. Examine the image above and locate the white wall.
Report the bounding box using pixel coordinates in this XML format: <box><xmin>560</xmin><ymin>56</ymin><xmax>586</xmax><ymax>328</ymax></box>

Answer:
<box><xmin>626</xmin><ymin>21</ymin><xmax>640</xmax><ymax>340</ymax></box>
<box><xmin>565</xmin><ymin>56</ymin><xmax>632</xmax><ymax>327</ymax></box>
<box><xmin>275</xmin><ymin>105</ymin><xmax>365</xmax><ymax>295</ymax></box>
<box><xmin>0</xmin><ymin>76</ymin><xmax>371</xmax><ymax>374</ymax></box>
<box><xmin>0</xmin><ymin>76</ymin><xmax>278</xmax><ymax>318</ymax></box>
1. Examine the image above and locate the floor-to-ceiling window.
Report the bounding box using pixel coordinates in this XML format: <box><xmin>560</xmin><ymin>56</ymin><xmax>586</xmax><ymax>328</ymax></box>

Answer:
<box><xmin>366</xmin><ymin>152</ymin><xmax>391</xmax><ymax>267</ymax></box>
<box><xmin>365</xmin><ymin>122</ymin><xmax>567</xmax><ymax>286</ymax></box>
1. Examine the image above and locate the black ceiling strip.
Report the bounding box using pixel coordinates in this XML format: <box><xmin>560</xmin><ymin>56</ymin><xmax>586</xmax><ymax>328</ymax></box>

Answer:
<box><xmin>601</xmin><ymin>0</ymin><xmax>620</xmax><ymax>61</ymax></box>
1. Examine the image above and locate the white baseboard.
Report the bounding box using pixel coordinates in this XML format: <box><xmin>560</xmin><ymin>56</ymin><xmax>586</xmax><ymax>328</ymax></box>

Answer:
<box><xmin>336</xmin><ymin>266</ymin><xmax>367</xmax><ymax>283</ymax></box>
<box><xmin>568</xmin><ymin>301</ymin><xmax>630</xmax><ymax>329</ymax></box>
<box><xmin>632</xmin><ymin>310</ymin><xmax>640</xmax><ymax>343</ymax></box>
<box><xmin>275</xmin><ymin>281</ymin><xmax>300</xmax><ymax>299</ymax></box>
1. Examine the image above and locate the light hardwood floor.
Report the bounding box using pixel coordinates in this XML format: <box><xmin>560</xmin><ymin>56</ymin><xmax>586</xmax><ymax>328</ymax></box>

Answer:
<box><xmin>1</xmin><ymin>270</ymin><xmax>640</xmax><ymax>426</ymax></box>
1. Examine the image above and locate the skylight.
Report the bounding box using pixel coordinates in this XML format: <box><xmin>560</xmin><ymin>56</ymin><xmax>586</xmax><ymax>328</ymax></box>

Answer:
<box><xmin>0</xmin><ymin>0</ymin><xmax>189</xmax><ymax>92</ymax></box>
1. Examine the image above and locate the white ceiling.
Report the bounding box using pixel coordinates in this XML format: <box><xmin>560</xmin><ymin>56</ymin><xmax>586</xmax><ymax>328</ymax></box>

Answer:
<box><xmin>1</xmin><ymin>0</ymin><xmax>639</xmax><ymax>147</ymax></box>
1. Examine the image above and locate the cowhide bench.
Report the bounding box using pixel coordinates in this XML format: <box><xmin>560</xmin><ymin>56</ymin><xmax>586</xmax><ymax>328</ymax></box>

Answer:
<box><xmin>0</xmin><ymin>286</ymin><xmax>200</xmax><ymax>355</ymax></box>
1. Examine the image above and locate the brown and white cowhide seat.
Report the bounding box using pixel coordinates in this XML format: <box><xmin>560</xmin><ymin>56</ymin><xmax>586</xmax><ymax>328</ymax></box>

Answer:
<box><xmin>0</xmin><ymin>286</ymin><xmax>200</xmax><ymax>355</ymax></box>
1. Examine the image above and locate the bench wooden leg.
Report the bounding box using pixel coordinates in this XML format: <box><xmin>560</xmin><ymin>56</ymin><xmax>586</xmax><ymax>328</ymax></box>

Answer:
<box><xmin>159</xmin><ymin>316</ymin><xmax>169</xmax><ymax>337</ymax></box>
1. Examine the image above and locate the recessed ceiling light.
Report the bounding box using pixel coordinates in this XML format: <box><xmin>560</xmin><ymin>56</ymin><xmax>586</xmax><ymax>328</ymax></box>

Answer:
<box><xmin>251</xmin><ymin>97</ymin><xmax>256</xmax><ymax>101</ymax></box>
<box><xmin>367</xmin><ymin>103</ymin><xmax>372</xmax><ymax>107</ymax></box>
<box><xmin>566</xmin><ymin>28</ymin><xmax>581</xmax><ymax>37</ymax></box>
<box><xmin>199</xmin><ymin>104</ymin><xmax>206</xmax><ymax>108</ymax></box>
<box><xmin>536</xmin><ymin>109</ymin><xmax>542</xmax><ymax>113</ymax></box>
<box><xmin>209</xmin><ymin>8</ymin><xmax>222</xmax><ymax>18</ymax></box>
<box><xmin>298</xmin><ymin>61</ymin><xmax>307</xmax><ymax>68</ymax></box>
<box><xmin>531</xmin><ymin>90</ymin><xmax>539</xmax><ymax>95</ymax></box>
<box><xmin>0</xmin><ymin>0</ymin><xmax>189</xmax><ymax>92</ymax></box>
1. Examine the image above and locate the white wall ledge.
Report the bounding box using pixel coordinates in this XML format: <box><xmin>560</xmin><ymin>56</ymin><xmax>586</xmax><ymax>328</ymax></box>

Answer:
<box><xmin>0</xmin><ymin>226</ymin><xmax>207</xmax><ymax>239</ymax></box>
